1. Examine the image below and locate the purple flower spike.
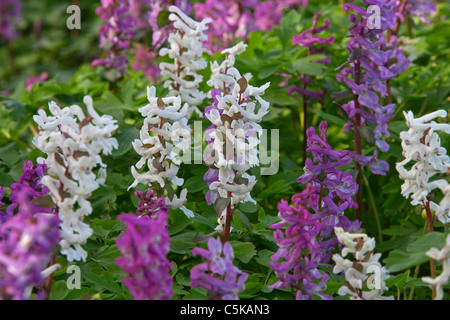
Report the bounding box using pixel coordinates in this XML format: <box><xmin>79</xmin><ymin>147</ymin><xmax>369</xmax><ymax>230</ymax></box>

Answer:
<box><xmin>0</xmin><ymin>190</ymin><xmax>60</xmax><ymax>300</ymax></box>
<box><xmin>0</xmin><ymin>0</ymin><xmax>22</xmax><ymax>42</ymax></box>
<box><xmin>135</xmin><ymin>189</ymin><xmax>169</xmax><ymax>219</ymax></box>
<box><xmin>115</xmin><ymin>208</ymin><xmax>173</xmax><ymax>300</ymax></box>
<box><xmin>191</xmin><ymin>237</ymin><xmax>248</xmax><ymax>300</ymax></box>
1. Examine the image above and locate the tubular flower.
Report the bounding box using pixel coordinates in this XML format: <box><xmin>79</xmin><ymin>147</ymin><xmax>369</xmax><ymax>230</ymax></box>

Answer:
<box><xmin>194</xmin><ymin>0</ymin><xmax>308</xmax><ymax>53</ymax></box>
<box><xmin>135</xmin><ymin>189</ymin><xmax>169</xmax><ymax>219</ymax></box>
<box><xmin>394</xmin><ymin>0</ymin><xmax>437</xmax><ymax>25</ymax></box>
<box><xmin>396</xmin><ymin>110</ymin><xmax>450</xmax><ymax>225</ymax></box>
<box><xmin>190</xmin><ymin>237</ymin><xmax>248</xmax><ymax>300</ymax></box>
<box><xmin>0</xmin><ymin>0</ymin><xmax>22</xmax><ymax>42</ymax></box>
<box><xmin>289</xmin><ymin>12</ymin><xmax>334</xmax><ymax>101</ymax></box>
<box><xmin>422</xmin><ymin>234</ymin><xmax>450</xmax><ymax>300</ymax></box>
<box><xmin>33</xmin><ymin>96</ymin><xmax>119</xmax><ymax>261</ymax></box>
<box><xmin>269</xmin><ymin>194</ymin><xmax>331</xmax><ymax>300</ymax></box>
<box><xmin>0</xmin><ymin>186</ymin><xmax>60</xmax><ymax>300</ymax></box>
<box><xmin>115</xmin><ymin>200</ymin><xmax>172</xmax><ymax>300</ymax></box>
<box><xmin>159</xmin><ymin>5</ymin><xmax>211</xmax><ymax>118</ymax></box>
<box><xmin>92</xmin><ymin>0</ymin><xmax>137</xmax><ymax>75</ymax></box>
<box><xmin>297</xmin><ymin>121</ymin><xmax>361</xmax><ymax>264</ymax></box>
<box><xmin>332</xmin><ymin>227</ymin><xmax>393</xmax><ymax>300</ymax></box>
<box><xmin>204</xmin><ymin>43</ymin><xmax>270</xmax><ymax>230</ymax></box>
<box><xmin>336</xmin><ymin>0</ymin><xmax>409</xmax><ymax>175</ymax></box>
<box><xmin>7</xmin><ymin>161</ymin><xmax>54</xmax><ymax>217</ymax></box>
<box><xmin>129</xmin><ymin>86</ymin><xmax>193</xmax><ymax>218</ymax></box>
<box><xmin>298</xmin><ymin>121</ymin><xmax>359</xmax><ymax>215</ymax></box>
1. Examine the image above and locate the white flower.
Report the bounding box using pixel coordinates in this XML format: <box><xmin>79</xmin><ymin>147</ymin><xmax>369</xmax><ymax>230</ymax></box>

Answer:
<box><xmin>205</xmin><ymin>43</ymin><xmax>270</xmax><ymax>230</ymax></box>
<box><xmin>332</xmin><ymin>227</ymin><xmax>393</xmax><ymax>300</ymax></box>
<box><xmin>208</xmin><ymin>41</ymin><xmax>249</xmax><ymax>94</ymax></box>
<box><xmin>422</xmin><ymin>234</ymin><xmax>450</xmax><ymax>300</ymax></box>
<box><xmin>33</xmin><ymin>96</ymin><xmax>118</xmax><ymax>261</ymax></box>
<box><xmin>396</xmin><ymin>110</ymin><xmax>450</xmax><ymax>225</ymax></box>
<box><xmin>130</xmin><ymin>86</ymin><xmax>193</xmax><ymax>218</ymax></box>
<box><xmin>159</xmin><ymin>5</ymin><xmax>211</xmax><ymax>118</ymax></box>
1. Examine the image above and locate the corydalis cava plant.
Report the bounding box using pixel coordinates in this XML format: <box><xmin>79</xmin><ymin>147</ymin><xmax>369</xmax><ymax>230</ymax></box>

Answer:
<box><xmin>33</xmin><ymin>96</ymin><xmax>119</xmax><ymax>261</ymax></box>
<box><xmin>297</xmin><ymin>121</ymin><xmax>360</xmax><ymax>262</ymax></box>
<box><xmin>0</xmin><ymin>0</ymin><xmax>22</xmax><ymax>42</ymax></box>
<box><xmin>93</xmin><ymin>0</ymin><xmax>136</xmax><ymax>76</ymax></box>
<box><xmin>269</xmin><ymin>121</ymin><xmax>360</xmax><ymax>300</ymax></box>
<box><xmin>129</xmin><ymin>86</ymin><xmax>193</xmax><ymax>218</ymax></box>
<box><xmin>422</xmin><ymin>233</ymin><xmax>450</xmax><ymax>300</ymax></box>
<box><xmin>159</xmin><ymin>5</ymin><xmax>211</xmax><ymax>118</ymax></box>
<box><xmin>115</xmin><ymin>190</ymin><xmax>172</xmax><ymax>300</ymax></box>
<box><xmin>190</xmin><ymin>237</ymin><xmax>248</xmax><ymax>300</ymax></box>
<box><xmin>0</xmin><ymin>161</ymin><xmax>60</xmax><ymax>300</ymax></box>
<box><xmin>396</xmin><ymin>110</ymin><xmax>450</xmax><ymax>225</ymax></box>
<box><xmin>269</xmin><ymin>192</ymin><xmax>331</xmax><ymax>300</ymax></box>
<box><xmin>194</xmin><ymin>0</ymin><xmax>309</xmax><ymax>54</ymax></box>
<box><xmin>332</xmin><ymin>227</ymin><xmax>393</xmax><ymax>300</ymax></box>
<box><xmin>336</xmin><ymin>0</ymin><xmax>409</xmax><ymax>175</ymax></box>
<box><xmin>204</xmin><ymin>42</ymin><xmax>270</xmax><ymax>234</ymax></box>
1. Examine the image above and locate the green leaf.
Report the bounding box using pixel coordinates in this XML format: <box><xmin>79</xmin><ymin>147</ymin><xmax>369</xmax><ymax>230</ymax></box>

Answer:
<box><xmin>288</xmin><ymin>55</ymin><xmax>327</xmax><ymax>76</ymax></box>
<box><xmin>235</xmin><ymin>211</ymin><xmax>253</xmax><ymax>233</ymax></box>
<box><xmin>49</xmin><ymin>280</ymin><xmax>70</xmax><ymax>300</ymax></box>
<box><xmin>229</xmin><ymin>241</ymin><xmax>256</xmax><ymax>263</ymax></box>
<box><xmin>112</xmin><ymin>126</ymin><xmax>139</xmax><ymax>156</ymax></box>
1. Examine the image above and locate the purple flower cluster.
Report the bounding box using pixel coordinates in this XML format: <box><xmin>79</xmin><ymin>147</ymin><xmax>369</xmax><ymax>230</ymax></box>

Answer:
<box><xmin>298</xmin><ymin>121</ymin><xmax>359</xmax><ymax>215</ymax></box>
<box><xmin>270</xmin><ymin>121</ymin><xmax>361</xmax><ymax>299</ymax></box>
<box><xmin>336</xmin><ymin>0</ymin><xmax>409</xmax><ymax>175</ymax></box>
<box><xmin>194</xmin><ymin>0</ymin><xmax>308</xmax><ymax>53</ymax></box>
<box><xmin>0</xmin><ymin>208</ymin><xmax>60</xmax><ymax>300</ymax></box>
<box><xmin>134</xmin><ymin>189</ymin><xmax>169</xmax><ymax>219</ymax></box>
<box><xmin>395</xmin><ymin>0</ymin><xmax>437</xmax><ymax>25</ymax></box>
<box><xmin>115</xmin><ymin>190</ymin><xmax>173</xmax><ymax>300</ymax></box>
<box><xmin>0</xmin><ymin>0</ymin><xmax>22</xmax><ymax>42</ymax></box>
<box><xmin>269</xmin><ymin>194</ymin><xmax>331</xmax><ymax>300</ymax></box>
<box><xmin>289</xmin><ymin>12</ymin><xmax>334</xmax><ymax>101</ymax></box>
<box><xmin>1</xmin><ymin>161</ymin><xmax>53</xmax><ymax>222</ymax></box>
<box><xmin>92</xmin><ymin>0</ymin><xmax>137</xmax><ymax>75</ymax></box>
<box><xmin>0</xmin><ymin>161</ymin><xmax>59</xmax><ymax>300</ymax></box>
<box><xmin>190</xmin><ymin>237</ymin><xmax>248</xmax><ymax>300</ymax></box>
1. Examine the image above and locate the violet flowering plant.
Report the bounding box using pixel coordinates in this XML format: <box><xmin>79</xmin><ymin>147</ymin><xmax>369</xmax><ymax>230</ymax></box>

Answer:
<box><xmin>0</xmin><ymin>0</ymin><xmax>22</xmax><ymax>42</ymax></box>
<box><xmin>0</xmin><ymin>161</ymin><xmax>60</xmax><ymax>300</ymax></box>
<box><xmin>93</xmin><ymin>0</ymin><xmax>137</xmax><ymax>76</ymax></box>
<box><xmin>115</xmin><ymin>189</ymin><xmax>172</xmax><ymax>300</ymax></box>
<box><xmin>190</xmin><ymin>237</ymin><xmax>248</xmax><ymax>300</ymax></box>
<box><xmin>269</xmin><ymin>191</ymin><xmax>331</xmax><ymax>300</ymax></box>
<box><xmin>289</xmin><ymin>12</ymin><xmax>334</xmax><ymax>161</ymax></box>
<box><xmin>270</xmin><ymin>121</ymin><xmax>361</xmax><ymax>299</ymax></box>
<box><xmin>194</xmin><ymin>0</ymin><xmax>308</xmax><ymax>53</ymax></box>
<box><xmin>336</xmin><ymin>0</ymin><xmax>409</xmax><ymax>174</ymax></box>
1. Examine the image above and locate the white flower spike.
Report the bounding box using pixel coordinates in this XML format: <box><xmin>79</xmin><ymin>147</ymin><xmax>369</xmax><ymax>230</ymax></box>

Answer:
<box><xmin>33</xmin><ymin>96</ymin><xmax>118</xmax><ymax>262</ymax></box>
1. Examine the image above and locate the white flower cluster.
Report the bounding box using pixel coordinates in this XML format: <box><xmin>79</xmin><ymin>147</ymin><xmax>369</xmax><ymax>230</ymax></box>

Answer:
<box><xmin>159</xmin><ymin>5</ymin><xmax>211</xmax><ymax>118</ymax></box>
<box><xmin>204</xmin><ymin>43</ymin><xmax>270</xmax><ymax>230</ymax></box>
<box><xmin>129</xmin><ymin>86</ymin><xmax>193</xmax><ymax>218</ymax></box>
<box><xmin>33</xmin><ymin>96</ymin><xmax>118</xmax><ymax>261</ymax></box>
<box><xmin>207</xmin><ymin>41</ymin><xmax>249</xmax><ymax>94</ymax></box>
<box><xmin>422</xmin><ymin>233</ymin><xmax>450</xmax><ymax>300</ymax></box>
<box><xmin>396</xmin><ymin>110</ymin><xmax>450</xmax><ymax>225</ymax></box>
<box><xmin>332</xmin><ymin>227</ymin><xmax>393</xmax><ymax>300</ymax></box>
